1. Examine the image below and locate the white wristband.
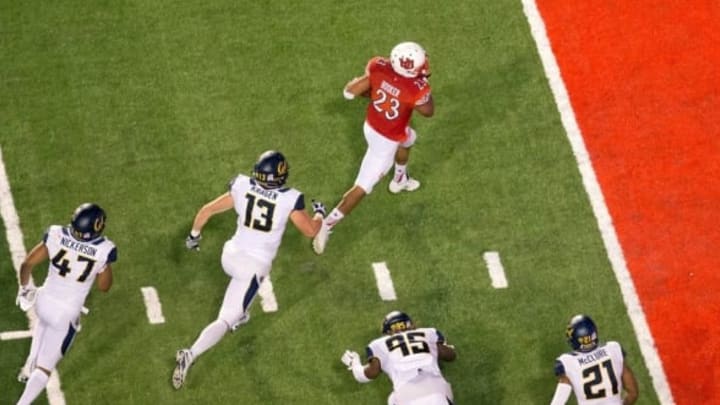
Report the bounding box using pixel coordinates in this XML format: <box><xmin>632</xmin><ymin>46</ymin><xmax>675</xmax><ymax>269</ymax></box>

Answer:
<box><xmin>343</xmin><ymin>89</ymin><xmax>355</xmax><ymax>100</ymax></box>
<box><xmin>190</xmin><ymin>229</ymin><xmax>201</xmax><ymax>238</ymax></box>
<box><xmin>549</xmin><ymin>383</ymin><xmax>572</xmax><ymax>405</ymax></box>
<box><xmin>351</xmin><ymin>362</ymin><xmax>371</xmax><ymax>383</ymax></box>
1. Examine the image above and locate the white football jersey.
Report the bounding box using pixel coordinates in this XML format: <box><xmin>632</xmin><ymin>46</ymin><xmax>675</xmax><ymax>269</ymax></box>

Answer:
<box><xmin>367</xmin><ymin>327</ymin><xmax>447</xmax><ymax>391</ymax></box>
<box><xmin>227</xmin><ymin>174</ymin><xmax>304</xmax><ymax>263</ymax></box>
<box><xmin>40</xmin><ymin>225</ymin><xmax>117</xmax><ymax>311</ymax></box>
<box><xmin>554</xmin><ymin>341</ymin><xmax>626</xmax><ymax>405</ymax></box>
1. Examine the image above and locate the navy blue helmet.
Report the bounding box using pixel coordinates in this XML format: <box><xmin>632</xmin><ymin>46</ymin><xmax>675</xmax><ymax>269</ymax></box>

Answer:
<box><xmin>566</xmin><ymin>314</ymin><xmax>599</xmax><ymax>352</ymax></box>
<box><xmin>382</xmin><ymin>311</ymin><xmax>414</xmax><ymax>335</ymax></box>
<box><xmin>252</xmin><ymin>150</ymin><xmax>289</xmax><ymax>189</ymax></box>
<box><xmin>71</xmin><ymin>203</ymin><xmax>106</xmax><ymax>241</ymax></box>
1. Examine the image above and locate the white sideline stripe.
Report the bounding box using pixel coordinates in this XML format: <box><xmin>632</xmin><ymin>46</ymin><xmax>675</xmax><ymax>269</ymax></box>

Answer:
<box><xmin>259</xmin><ymin>276</ymin><xmax>278</xmax><ymax>312</ymax></box>
<box><xmin>521</xmin><ymin>2</ymin><xmax>675</xmax><ymax>404</ymax></box>
<box><xmin>0</xmin><ymin>146</ymin><xmax>66</xmax><ymax>405</ymax></box>
<box><xmin>140</xmin><ymin>287</ymin><xmax>166</xmax><ymax>324</ymax></box>
<box><xmin>483</xmin><ymin>252</ymin><xmax>508</xmax><ymax>289</ymax></box>
<box><xmin>0</xmin><ymin>330</ymin><xmax>32</xmax><ymax>340</ymax></box>
<box><xmin>372</xmin><ymin>262</ymin><xmax>397</xmax><ymax>301</ymax></box>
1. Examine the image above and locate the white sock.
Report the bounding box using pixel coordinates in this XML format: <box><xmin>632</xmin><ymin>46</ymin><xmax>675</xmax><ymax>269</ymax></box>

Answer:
<box><xmin>394</xmin><ymin>164</ymin><xmax>407</xmax><ymax>182</ymax></box>
<box><xmin>190</xmin><ymin>320</ymin><xmax>228</xmax><ymax>359</ymax></box>
<box><xmin>326</xmin><ymin>208</ymin><xmax>345</xmax><ymax>227</ymax></box>
<box><xmin>17</xmin><ymin>369</ymin><xmax>49</xmax><ymax>405</ymax></box>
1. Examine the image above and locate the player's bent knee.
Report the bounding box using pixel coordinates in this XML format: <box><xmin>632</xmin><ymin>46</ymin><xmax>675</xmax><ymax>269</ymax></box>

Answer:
<box><xmin>36</xmin><ymin>366</ymin><xmax>52</xmax><ymax>376</ymax></box>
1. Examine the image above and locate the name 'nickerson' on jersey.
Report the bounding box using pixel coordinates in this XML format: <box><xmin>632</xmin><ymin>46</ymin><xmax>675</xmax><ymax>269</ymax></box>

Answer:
<box><xmin>59</xmin><ymin>236</ymin><xmax>98</xmax><ymax>256</ymax></box>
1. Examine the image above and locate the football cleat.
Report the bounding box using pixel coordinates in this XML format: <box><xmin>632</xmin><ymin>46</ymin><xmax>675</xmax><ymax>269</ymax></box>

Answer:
<box><xmin>312</xmin><ymin>220</ymin><xmax>332</xmax><ymax>255</ymax></box>
<box><xmin>252</xmin><ymin>150</ymin><xmax>289</xmax><ymax>189</ymax></box>
<box><xmin>388</xmin><ymin>174</ymin><xmax>420</xmax><ymax>194</ymax></box>
<box><xmin>172</xmin><ymin>349</ymin><xmax>194</xmax><ymax>389</ymax></box>
<box><xmin>566</xmin><ymin>314</ymin><xmax>599</xmax><ymax>352</ymax></box>
<box><xmin>18</xmin><ymin>355</ymin><xmax>36</xmax><ymax>383</ymax></box>
<box><xmin>17</xmin><ymin>366</ymin><xmax>30</xmax><ymax>383</ymax></box>
<box><xmin>390</xmin><ymin>42</ymin><xmax>430</xmax><ymax>79</ymax></box>
<box><xmin>70</xmin><ymin>203</ymin><xmax>106</xmax><ymax>241</ymax></box>
<box><xmin>382</xmin><ymin>311</ymin><xmax>415</xmax><ymax>335</ymax></box>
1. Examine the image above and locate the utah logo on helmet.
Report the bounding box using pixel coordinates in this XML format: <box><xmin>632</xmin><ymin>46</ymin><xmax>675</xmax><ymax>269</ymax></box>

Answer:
<box><xmin>390</xmin><ymin>42</ymin><xmax>430</xmax><ymax>78</ymax></box>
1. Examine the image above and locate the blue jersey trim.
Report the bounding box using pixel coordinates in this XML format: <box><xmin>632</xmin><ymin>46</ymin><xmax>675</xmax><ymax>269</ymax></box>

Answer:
<box><xmin>61</xmin><ymin>323</ymin><xmax>77</xmax><ymax>355</ymax></box>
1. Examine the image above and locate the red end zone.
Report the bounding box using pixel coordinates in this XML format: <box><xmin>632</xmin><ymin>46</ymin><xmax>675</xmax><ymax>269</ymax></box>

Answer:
<box><xmin>536</xmin><ymin>1</ymin><xmax>720</xmax><ymax>403</ymax></box>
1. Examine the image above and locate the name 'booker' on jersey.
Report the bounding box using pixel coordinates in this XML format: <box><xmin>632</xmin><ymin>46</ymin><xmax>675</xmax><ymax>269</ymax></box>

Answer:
<box><xmin>42</xmin><ymin>225</ymin><xmax>117</xmax><ymax>311</ymax></box>
<box><xmin>228</xmin><ymin>174</ymin><xmax>304</xmax><ymax>263</ymax></box>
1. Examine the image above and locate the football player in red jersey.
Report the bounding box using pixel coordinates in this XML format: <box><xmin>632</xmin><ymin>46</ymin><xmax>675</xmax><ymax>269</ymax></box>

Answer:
<box><xmin>313</xmin><ymin>42</ymin><xmax>434</xmax><ymax>254</ymax></box>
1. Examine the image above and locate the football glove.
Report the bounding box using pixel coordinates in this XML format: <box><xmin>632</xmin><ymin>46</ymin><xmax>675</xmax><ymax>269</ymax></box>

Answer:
<box><xmin>185</xmin><ymin>233</ymin><xmax>202</xmax><ymax>251</ymax></box>
<box><xmin>341</xmin><ymin>350</ymin><xmax>360</xmax><ymax>370</ymax></box>
<box><xmin>311</xmin><ymin>200</ymin><xmax>327</xmax><ymax>218</ymax></box>
<box><xmin>16</xmin><ymin>284</ymin><xmax>37</xmax><ymax>312</ymax></box>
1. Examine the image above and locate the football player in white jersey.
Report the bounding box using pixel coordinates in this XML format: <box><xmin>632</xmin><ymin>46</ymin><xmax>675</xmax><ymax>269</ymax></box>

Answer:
<box><xmin>550</xmin><ymin>314</ymin><xmax>639</xmax><ymax>405</ymax></box>
<box><xmin>172</xmin><ymin>150</ymin><xmax>326</xmax><ymax>389</ymax></box>
<box><xmin>15</xmin><ymin>203</ymin><xmax>117</xmax><ymax>405</ymax></box>
<box><xmin>341</xmin><ymin>311</ymin><xmax>457</xmax><ymax>405</ymax></box>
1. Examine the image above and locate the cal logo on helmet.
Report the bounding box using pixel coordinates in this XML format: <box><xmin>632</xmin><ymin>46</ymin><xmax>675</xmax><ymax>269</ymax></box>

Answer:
<box><xmin>71</xmin><ymin>203</ymin><xmax>107</xmax><ymax>241</ymax></box>
<box><xmin>252</xmin><ymin>150</ymin><xmax>289</xmax><ymax>189</ymax></box>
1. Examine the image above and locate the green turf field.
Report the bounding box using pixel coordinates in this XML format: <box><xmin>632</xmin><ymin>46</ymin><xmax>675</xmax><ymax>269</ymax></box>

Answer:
<box><xmin>1</xmin><ymin>1</ymin><xmax>660</xmax><ymax>404</ymax></box>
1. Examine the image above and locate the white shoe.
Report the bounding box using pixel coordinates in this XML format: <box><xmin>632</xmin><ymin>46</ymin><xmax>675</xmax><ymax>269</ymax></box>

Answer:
<box><xmin>388</xmin><ymin>174</ymin><xmax>420</xmax><ymax>194</ymax></box>
<box><xmin>17</xmin><ymin>367</ymin><xmax>30</xmax><ymax>383</ymax></box>
<box><xmin>312</xmin><ymin>221</ymin><xmax>332</xmax><ymax>255</ymax></box>
<box><xmin>18</xmin><ymin>358</ymin><xmax>34</xmax><ymax>383</ymax></box>
<box><xmin>172</xmin><ymin>349</ymin><xmax>193</xmax><ymax>389</ymax></box>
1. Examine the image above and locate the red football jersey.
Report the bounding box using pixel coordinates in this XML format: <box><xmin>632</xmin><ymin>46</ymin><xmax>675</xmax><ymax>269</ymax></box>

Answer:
<box><xmin>364</xmin><ymin>57</ymin><xmax>431</xmax><ymax>142</ymax></box>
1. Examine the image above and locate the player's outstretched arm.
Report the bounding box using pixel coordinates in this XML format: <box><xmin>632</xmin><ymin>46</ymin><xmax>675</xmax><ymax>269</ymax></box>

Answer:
<box><xmin>341</xmin><ymin>350</ymin><xmax>381</xmax><ymax>383</ymax></box>
<box><xmin>621</xmin><ymin>364</ymin><xmax>639</xmax><ymax>405</ymax></box>
<box><xmin>343</xmin><ymin>74</ymin><xmax>370</xmax><ymax>100</ymax></box>
<box><xmin>96</xmin><ymin>265</ymin><xmax>113</xmax><ymax>292</ymax></box>
<box><xmin>19</xmin><ymin>242</ymin><xmax>48</xmax><ymax>286</ymax></box>
<box><xmin>290</xmin><ymin>200</ymin><xmax>325</xmax><ymax>238</ymax></box>
<box><xmin>290</xmin><ymin>210</ymin><xmax>322</xmax><ymax>237</ymax></box>
<box><xmin>414</xmin><ymin>93</ymin><xmax>434</xmax><ymax>117</ymax></box>
<box><xmin>191</xmin><ymin>192</ymin><xmax>235</xmax><ymax>232</ymax></box>
<box><xmin>16</xmin><ymin>242</ymin><xmax>47</xmax><ymax>310</ymax></box>
<box><xmin>549</xmin><ymin>376</ymin><xmax>572</xmax><ymax>405</ymax></box>
<box><xmin>186</xmin><ymin>192</ymin><xmax>235</xmax><ymax>250</ymax></box>
<box><xmin>438</xmin><ymin>342</ymin><xmax>456</xmax><ymax>362</ymax></box>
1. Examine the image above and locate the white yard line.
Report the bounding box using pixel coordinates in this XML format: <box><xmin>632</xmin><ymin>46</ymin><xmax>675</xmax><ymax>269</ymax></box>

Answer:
<box><xmin>372</xmin><ymin>262</ymin><xmax>397</xmax><ymax>301</ymax></box>
<box><xmin>0</xmin><ymin>146</ymin><xmax>66</xmax><ymax>405</ymax></box>
<box><xmin>483</xmin><ymin>252</ymin><xmax>508</xmax><ymax>289</ymax></box>
<box><xmin>520</xmin><ymin>2</ymin><xmax>675</xmax><ymax>403</ymax></box>
<box><xmin>0</xmin><ymin>330</ymin><xmax>33</xmax><ymax>340</ymax></box>
<box><xmin>140</xmin><ymin>287</ymin><xmax>166</xmax><ymax>324</ymax></box>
